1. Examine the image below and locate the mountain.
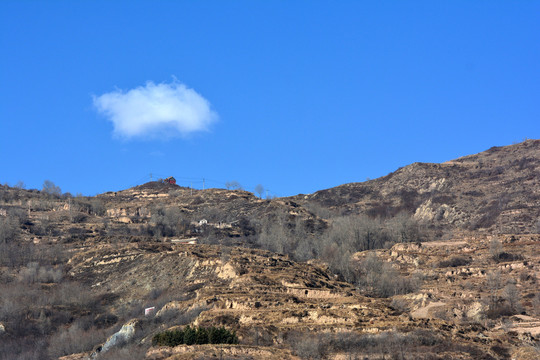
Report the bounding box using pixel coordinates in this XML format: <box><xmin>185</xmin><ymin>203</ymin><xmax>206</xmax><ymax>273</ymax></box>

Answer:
<box><xmin>0</xmin><ymin>140</ymin><xmax>539</xmax><ymax>359</ymax></box>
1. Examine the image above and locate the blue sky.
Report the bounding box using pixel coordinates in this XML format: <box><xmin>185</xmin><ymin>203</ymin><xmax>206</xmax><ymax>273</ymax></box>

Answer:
<box><xmin>1</xmin><ymin>1</ymin><xmax>539</xmax><ymax>197</ymax></box>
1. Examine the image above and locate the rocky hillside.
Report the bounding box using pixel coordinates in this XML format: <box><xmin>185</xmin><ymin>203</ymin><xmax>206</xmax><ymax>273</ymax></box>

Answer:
<box><xmin>0</xmin><ymin>140</ymin><xmax>539</xmax><ymax>359</ymax></box>
<box><xmin>64</xmin><ymin>239</ymin><xmax>540</xmax><ymax>360</ymax></box>
<box><xmin>295</xmin><ymin>139</ymin><xmax>540</xmax><ymax>234</ymax></box>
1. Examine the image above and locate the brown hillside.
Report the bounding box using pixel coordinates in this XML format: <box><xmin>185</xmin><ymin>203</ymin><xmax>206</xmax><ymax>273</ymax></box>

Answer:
<box><xmin>1</xmin><ymin>140</ymin><xmax>540</xmax><ymax>359</ymax></box>
<box><xmin>296</xmin><ymin>139</ymin><xmax>540</xmax><ymax>234</ymax></box>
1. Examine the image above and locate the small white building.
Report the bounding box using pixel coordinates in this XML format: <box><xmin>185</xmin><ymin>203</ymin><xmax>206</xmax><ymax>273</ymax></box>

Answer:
<box><xmin>144</xmin><ymin>307</ymin><xmax>155</xmax><ymax>316</ymax></box>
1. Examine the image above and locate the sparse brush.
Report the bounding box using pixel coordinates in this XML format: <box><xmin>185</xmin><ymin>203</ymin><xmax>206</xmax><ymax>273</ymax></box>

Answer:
<box><xmin>437</xmin><ymin>255</ymin><xmax>471</xmax><ymax>268</ymax></box>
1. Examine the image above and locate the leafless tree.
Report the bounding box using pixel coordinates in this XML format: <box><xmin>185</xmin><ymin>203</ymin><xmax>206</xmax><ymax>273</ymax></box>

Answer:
<box><xmin>502</xmin><ymin>282</ymin><xmax>522</xmax><ymax>313</ymax></box>
<box><xmin>0</xmin><ymin>217</ymin><xmax>18</xmax><ymax>244</ymax></box>
<box><xmin>254</xmin><ymin>184</ymin><xmax>264</xmax><ymax>199</ymax></box>
<box><xmin>150</xmin><ymin>205</ymin><xmax>189</xmax><ymax>239</ymax></box>
<box><xmin>90</xmin><ymin>199</ymin><xmax>106</xmax><ymax>216</ymax></box>
<box><xmin>489</xmin><ymin>238</ymin><xmax>503</xmax><ymax>260</ymax></box>
<box><xmin>42</xmin><ymin>180</ymin><xmax>62</xmax><ymax>196</ymax></box>
<box><xmin>356</xmin><ymin>252</ymin><xmax>420</xmax><ymax>297</ymax></box>
<box><xmin>225</xmin><ymin>181</ymin><xmax>242</xmax><ymax>190</ymax></box>
<box><xmin>257</xmin><ymin>214</ymin><xmax>288</xmax><ymax>254</ymax></box>
<box><xmin>532</xmin><ymin>293</ymin><xmax>540</xmax><ymax>316</ymax></box>
<box><xmin>14</xmin><ymin>181</ymin><xmax>25</xmax><ymax>189</ymax></box>
<box><xmin>47</xmin><ymin>323</ymin><xmax>108</xmax><ymax>358</ymax></box>
<box><xmin>486</xmin><ymin>270</ymin><xmax>502</xmax><ymax>302</ymax></box>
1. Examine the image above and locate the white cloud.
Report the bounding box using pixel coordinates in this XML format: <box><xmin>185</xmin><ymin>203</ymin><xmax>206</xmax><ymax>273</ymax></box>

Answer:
<box><xmin>93</xmin><ymin>80</ymin><xmax>217</xmax><ymax>139</ymax></box>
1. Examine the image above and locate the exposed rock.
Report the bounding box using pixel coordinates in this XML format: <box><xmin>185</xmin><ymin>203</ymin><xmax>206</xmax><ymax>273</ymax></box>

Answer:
<box><xmin>92</xmin><ymin>319</ymin><xmax>140</xmax><ymax>357</ymax></box>
<box><xmin>465</xmin><ymin>301</ymin><xmax>486</xmax><ymax>322</ymax></box>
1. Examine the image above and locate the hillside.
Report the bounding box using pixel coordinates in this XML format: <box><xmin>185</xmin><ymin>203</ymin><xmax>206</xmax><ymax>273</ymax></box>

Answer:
<box><xmin>0</xmin><ymin>140</ymin><xmax>539</xmax><ymax>359</ymax></box>
<box><xmin>295</xmin><ymin>139</ymin><xmax>540</xmax><ymax>234</ymax></box>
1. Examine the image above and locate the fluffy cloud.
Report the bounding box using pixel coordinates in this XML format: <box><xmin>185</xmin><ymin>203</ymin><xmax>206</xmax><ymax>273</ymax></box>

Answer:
<box><xmin>93</xmin><ymin>80</ymin><xmax>217</xmax><ymax>139</ymax></box>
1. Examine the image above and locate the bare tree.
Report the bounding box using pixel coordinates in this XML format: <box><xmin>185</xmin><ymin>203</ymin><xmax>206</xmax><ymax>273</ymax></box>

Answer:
<box><xmin>489</xmin><ymin>238</ymin><xmax>503</xmax><ymax>260</ymax></box>
<box><xmin>486</xmin><ymin>270</ymin><xmax>502</xmax><ymax>307</ymax></box>
<box><xmin>532</xmin><ymin>293</ymin><xmax>540</xmax><ymax>316</ymax></box>
<box><xmin>254</xmin><ymin>184</ymin><xmax>264</xmax><ymax>199</ymax></box>
<box><xmin>225</xmin><ymin>181</ymin><xmax>242</xmax><ymax>190</ymax></box>
<box><xmin>386</xmin><ymin>211</ymin><xmax>421</xmax><ymax>243</ymax></box>
<box><xmin>42</xmin><ymin>180</ymin><xmax>62</xmax><ymax>196</ymax></box>
<box><xmin>14</xmin><ymin>181</ymin><xmax>25</xmax><ymax>189</ymax></box>
<box><xmin>502</xmin><ymin>282</ymin><xmax>522</xmax><ymax>313</ymax></box>
<box><xmin>356</xmin><ymin>252</ymin><xmax>420</xmax><ymax>297</ymax></box>
<box><xmin>257</xmin><ymin>214</ymin><xmax>288</xmax><ymax>254</ymax></box>
<box><xmin>0</xmin><ymin>217</ymin><xmax>18</xmax><ymax>244</ymax></box>
<box><xmin>150</xmin><ymin>205</ymin><xmax>189</xmax><ymax>239</ymax></box>
<box><xmin>90</xmin><ymin>199</ymin><xmax>106</xmax><ymax>216</ymax></box>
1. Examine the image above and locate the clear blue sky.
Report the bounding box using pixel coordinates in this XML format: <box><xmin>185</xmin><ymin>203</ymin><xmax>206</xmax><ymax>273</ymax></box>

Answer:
<box><xmin>1</xmin><ymin>1</ymin><xmax>539</xmax><ymax>197</ymax></box>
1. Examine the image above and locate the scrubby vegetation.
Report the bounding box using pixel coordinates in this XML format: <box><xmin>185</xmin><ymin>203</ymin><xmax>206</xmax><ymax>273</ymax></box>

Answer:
<box><xmin>437</xmin><ymin>255</ymin><xmax>472</xmax><ymax>268</ymax></box>
<box><xmin>253</xmin><ymin>210</ymin><xmax>423</xmax><ymax>293</ymax></box>
<box><xmin>285</xmin><ymin>329</ymin><xmax>494</xmax><ymax>360</ymax></box>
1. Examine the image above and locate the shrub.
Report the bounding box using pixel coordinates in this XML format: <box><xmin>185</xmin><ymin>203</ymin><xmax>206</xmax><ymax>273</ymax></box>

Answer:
<box><xmin>47</xmin><ymin>323</ymin><xmax>108</xmax><ymax>358</ymax></box>
<box><xmin>490</xmin><ymin>345</ymin><xmax>510</xmax><ymax>359</ymax></box>
<box><xmin>489</xmin><ymin>238</ymin><xmax>503</xmax><ymax>260</ymax></box>
<box><xmin>71</xmin><ymin>212</ymin><xmax>88</xmax><ymax>223</ymax></box>
<box><xmin>152</xmin><ymin>326</ymin><xmax>238</xmax><ymax>347</ymax></box>
<box><xmin>437</xmin><ymin>255</ymin><xmax>472</xmax><ymax>268</ymax></box>
<box><xmin>390</xmin><ymin>298</ymin><xmax>409</xmax><ymax>314</ymax></box>
<box><xmin>486</xmin><ymin>303</ymin><xmax>515</xmax><ymax>319</ymax></box>
<box><xmin>183</xmin><ymin>325</ymin><xmax>197</xmax><ymax>345</ymax></box>
<box><xmin>495</xmin><ymin>252</ymin><xmax>523</xmax><ymax>262</ymax></box>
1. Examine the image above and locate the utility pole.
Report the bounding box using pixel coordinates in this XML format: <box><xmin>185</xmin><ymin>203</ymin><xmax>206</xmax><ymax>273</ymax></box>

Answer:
<box><xmin>203</xmin><ymin>178</ymin><xmax>205</xmax><ymax>190</ymax></box>
<box><xmin>150</xmin><ymin>173</ymin><xmax>153</xmax><ymax>181</ymax></box>
<box><xmin>266</xmin><ymin>189</ymin><xmax>269</xmax><ymax>199</ymax></box>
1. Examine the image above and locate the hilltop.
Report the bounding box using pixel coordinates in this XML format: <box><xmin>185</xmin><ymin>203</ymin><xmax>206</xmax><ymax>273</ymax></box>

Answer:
<box><xmin>295</xmin><ymin>139</ymin><xmax>540</xmax><ymax>235</ymax></box>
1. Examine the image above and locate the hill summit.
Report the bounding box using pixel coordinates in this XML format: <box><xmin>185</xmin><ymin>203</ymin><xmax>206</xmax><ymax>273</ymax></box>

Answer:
<box><xmin>296</xmin><ymin>139</ymin><xmax>540</xmax><ymax>234</ymax></box>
